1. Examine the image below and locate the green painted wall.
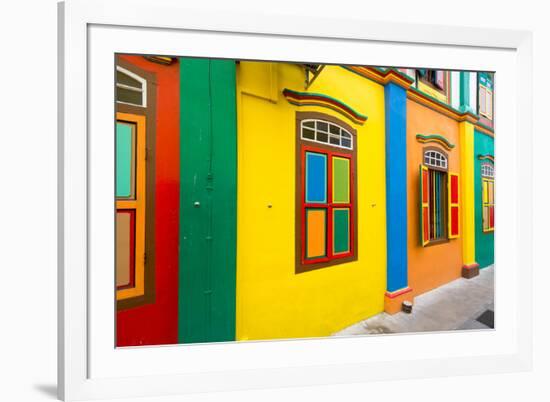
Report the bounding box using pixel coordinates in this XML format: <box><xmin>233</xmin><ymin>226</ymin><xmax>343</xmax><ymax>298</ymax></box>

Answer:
<box><xmin>179</xmin><ymin>58</ymin><xmax>237</xmax><ymax>343</ymax></box>
<box><xmin>474</xmin><ymin>130</ymin><xmax>494</xmax><ymax>268</ymax></box>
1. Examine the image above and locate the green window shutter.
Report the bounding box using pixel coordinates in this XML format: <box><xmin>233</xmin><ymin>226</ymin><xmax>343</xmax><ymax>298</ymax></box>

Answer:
<box><xmin>419</xmin><ymin>165</ymin><xmax>430</xmax><ymax>247</ymax></box>
<box><xmin>179</xmin><ymin>58</ymin><xmax>237</xmax><ymax>344</ymax></box>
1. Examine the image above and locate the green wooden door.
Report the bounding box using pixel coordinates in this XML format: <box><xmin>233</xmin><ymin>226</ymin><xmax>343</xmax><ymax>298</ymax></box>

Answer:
<box><xmin>179</xmin><ymin>58</ymin><xmax>237</xmax><ymax>343</ymax></box>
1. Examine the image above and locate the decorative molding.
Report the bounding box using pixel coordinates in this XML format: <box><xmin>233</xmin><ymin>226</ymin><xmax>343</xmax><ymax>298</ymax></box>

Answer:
<box><xmin>344</xmin><ymin>66</ymin><xmax>415</xmax><ymax>88</ymax></box>
<box><xmin>343</xmin><ymin>66</ymin><xmax>497</xmax><ymax>135</ymax></box>
<box><xmin>282</xmin><ymin>88</ymin><xmax>368</xmax><ymax>125</ymax></box>
<box><xmin>416</xmin><ymin>134</ymin><xmax>455</xmax><ymax>150</ymax></box>
<box><xmin>474</xmin><ymin>122</ymin><xmax>495</xmax><ymax>137</ymax></box>
<box><xmin>478</xmin><ymin>154</ymin><xmax>495</xmax><ymax>162</ymax></box>
<box><xmin>143</xmin><ymin>55</ymin><xmax>177</xmax><ymax>65</ymax></box>
<box><xmin>407</xmin><ymin>87</ymin><xmax>478</xmax><ymax>124</ymax></box>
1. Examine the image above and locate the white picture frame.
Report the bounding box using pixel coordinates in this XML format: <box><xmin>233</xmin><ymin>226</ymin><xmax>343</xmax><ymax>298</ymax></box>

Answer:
<box><xmin>58</xmin><ymin>0</ymin><xmax>533</xmax><ymax>400</ymax></box>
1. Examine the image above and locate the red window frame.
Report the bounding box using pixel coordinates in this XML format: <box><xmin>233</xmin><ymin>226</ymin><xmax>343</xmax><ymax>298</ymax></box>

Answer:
<box><xmin>300</xmin><ymin>144</ymin><xmax>355</xmax><ymax>266</ymax></box>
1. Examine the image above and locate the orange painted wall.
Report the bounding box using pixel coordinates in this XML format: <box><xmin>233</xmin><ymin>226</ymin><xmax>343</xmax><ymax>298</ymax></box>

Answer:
<box><xmin>406</xmin><ymin>100</ymin><xmax>463</xmax><ymax>298</ymax></box>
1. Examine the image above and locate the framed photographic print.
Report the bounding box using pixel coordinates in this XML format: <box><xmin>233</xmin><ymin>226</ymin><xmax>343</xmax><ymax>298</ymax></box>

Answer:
<box><xmin>58</xmin><ymin>0</ymin><xmax>533</xmax><ymax>400</ymax></box>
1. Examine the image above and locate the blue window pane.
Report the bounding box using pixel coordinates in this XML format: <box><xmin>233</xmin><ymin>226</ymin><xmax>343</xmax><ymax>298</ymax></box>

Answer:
<box><xmin>305</xmin><ymin>152</ymin><xmax>327</xmax><ymax>203</ymax></box>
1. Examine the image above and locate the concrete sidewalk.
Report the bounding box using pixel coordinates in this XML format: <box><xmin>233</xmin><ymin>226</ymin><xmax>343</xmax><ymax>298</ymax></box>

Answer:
<box><xmin>334</xmin><ymin>265</ymin><xmax>494</xmax><ymax>336</ymax></box>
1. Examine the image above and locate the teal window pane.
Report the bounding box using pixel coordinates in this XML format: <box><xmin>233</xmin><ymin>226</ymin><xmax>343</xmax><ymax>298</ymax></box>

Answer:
<box><xmin>333</xmin><ymin>208</ymin><xmax>350</xmax><ymax>254</ymax></box>
<box><xmin>116</xmin><ymin>122</ymin><xmax>135</xmax><ymax>198</ymax></box>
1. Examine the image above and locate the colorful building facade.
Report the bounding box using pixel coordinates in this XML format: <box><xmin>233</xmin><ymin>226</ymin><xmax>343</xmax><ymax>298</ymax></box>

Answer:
<box><xmin>114</xmin><ymin>55</ymin><xmax>495</xmax><ymax>346</ymax></box>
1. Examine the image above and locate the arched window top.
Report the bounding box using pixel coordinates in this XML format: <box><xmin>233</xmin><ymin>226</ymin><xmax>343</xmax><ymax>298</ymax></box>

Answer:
<box><xmin>301</xmin><ymin>119</ymin><xmax>353</xmax><ymax>150</ymax></box>
<box><xmin>116</xmin><ymin>66</ymin><xmax>147</xmax><ymax>107</ymax></box>
<box><xmin>424</xmin><ymin>149</ymin><xmax>448</xmax><ymax>169</ymax></box>
<box><xmin>481</xmin><ymin>163</ymin><xmax>494</xmax><ymax>178</ymax></box>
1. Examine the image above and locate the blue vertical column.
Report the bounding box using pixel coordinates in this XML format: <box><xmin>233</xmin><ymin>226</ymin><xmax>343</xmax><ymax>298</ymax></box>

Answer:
<box><xmin>385</xmin><ymin>83</ymin><xmax>409</xmax><ymax>297</ymax></box>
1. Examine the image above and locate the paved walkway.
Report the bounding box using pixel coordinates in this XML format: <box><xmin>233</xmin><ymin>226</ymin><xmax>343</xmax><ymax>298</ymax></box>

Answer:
<box><xmin>333</xmin><ymin>265</ymin><xmax>494</xmax><ymax>336</ymax></box>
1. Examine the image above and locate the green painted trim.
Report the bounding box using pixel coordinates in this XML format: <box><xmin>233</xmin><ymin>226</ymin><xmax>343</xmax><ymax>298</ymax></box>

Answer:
<box><xmin>475</xmin><ymin>121</ymin><xmax>495</xmax><ymax>134</ymax></box>
<box><xmin>282</xmin><ymin>88</ymin><xmax>368</xmax><ymax>122</ymax></box>
<box><xmin>459</xmin><ymin>71</ymin><xmax>471</xmax><ymax>113</ymax></box>
<box><xmin>408</xmin><ymin>87</ymin><xmax>478</xmax><ymax>119</ymax></box>
<box><xmin>179</xmin><ymin>58</ymin><xmax>237</xmax><ymax>344</ymax></box>
<box><xmin>415</xmin><ymin>134</ymin><xmax>455</xmax><ymax>149</ymax></box>
<box><xmin>388</xmin><ymin>67</ymin><xmax>416</xmax><ymax>83</ymax></box>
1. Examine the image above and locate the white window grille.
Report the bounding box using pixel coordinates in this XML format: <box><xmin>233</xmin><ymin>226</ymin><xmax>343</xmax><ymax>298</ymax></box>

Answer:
<box><xmin>481</xmin><ymin>163</ymin><xmax>494</xmax><ymax>178</ymax></box>
<box><xmin>301</xmin><ymin>119</ymin><xmax>353</xmax><ymax>150</ymax></box>
<box><xmin>424</xmin><ymin>150</ymin><xmax>448</xmax><ymax>169</ymax></box>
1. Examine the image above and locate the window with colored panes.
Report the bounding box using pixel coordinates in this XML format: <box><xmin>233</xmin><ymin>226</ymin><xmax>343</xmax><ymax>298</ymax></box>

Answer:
<box><xmin>419</xmin><ymin>149</ymin><xmax>460</xmax><ymax>246</ymax></box>
<box><xmin>417</xmin><ymin>69</ymin><xmax>446</xmax><ymax>92</ymax></box>
<box><xmin>481</xmin><ymin>163</ymin><xmax>495</xmax><ymax>232</ymax></box>
<box><xmin>297</xmin><ymin>116</ymin><xmax>357</xmax><ymax>272</ymax></box>
<box><xmin>478</xmin><ymin>72</ymin><xmax>494</xmax><ymax>120</ymax></box>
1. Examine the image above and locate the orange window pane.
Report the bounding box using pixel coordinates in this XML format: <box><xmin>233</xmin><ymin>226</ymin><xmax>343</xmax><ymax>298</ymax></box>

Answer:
<box><xmin>306</xmin><ymin>209</ymin><xmax>326</xmax><ymax>259</ymax></box>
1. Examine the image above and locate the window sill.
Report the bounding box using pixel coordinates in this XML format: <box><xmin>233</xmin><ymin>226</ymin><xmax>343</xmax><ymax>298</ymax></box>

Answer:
<box><xmin>296</xmin><ymin>254</ymin><xmax>357</xmax><ymax>274</ymax></box>
<box><xmin>424</xmin><ymin>238</ymin><xmax>450</xmax><ymax>247</ymax></box>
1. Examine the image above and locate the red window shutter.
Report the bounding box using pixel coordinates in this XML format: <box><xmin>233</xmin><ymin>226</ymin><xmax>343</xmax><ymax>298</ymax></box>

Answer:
<box><xmin>448</xmin><ymin>173</ymin><xmax>460</xmax><ymax>239</ymax></box>
<box><xmin>435</xmin><ymin>70</ymin><xmax>445</xmax><ymax>90</ymax></box>
<box><xmin>419</xmin><ymin>165</ymin><xmax>430</xmax><ymax>246</ymax></box>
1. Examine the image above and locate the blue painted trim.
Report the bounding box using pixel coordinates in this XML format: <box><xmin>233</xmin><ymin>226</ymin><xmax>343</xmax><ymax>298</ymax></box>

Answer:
<box><xmin>385</xmin><ymin>83</ymin><xmax>409</xmax><ymax>292</ymax></box>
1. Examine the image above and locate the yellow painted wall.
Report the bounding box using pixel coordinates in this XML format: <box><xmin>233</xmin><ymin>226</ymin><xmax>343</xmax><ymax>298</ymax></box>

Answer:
<box><xmin>235</xmin><ymin>62</ymin><xmax>387</xmax><ymax>340</ymax></box>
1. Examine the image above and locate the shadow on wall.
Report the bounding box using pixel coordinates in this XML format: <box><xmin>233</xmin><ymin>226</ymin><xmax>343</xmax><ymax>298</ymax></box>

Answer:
<box><xmin>33</xmin><ymin>384</ymin><xmax>57</xmax><ymax>399</ymax></box>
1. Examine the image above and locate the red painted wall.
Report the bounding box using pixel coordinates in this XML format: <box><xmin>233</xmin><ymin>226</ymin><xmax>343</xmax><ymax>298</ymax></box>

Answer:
<box><xmin>117</xmin><ymin>55</ymin><xmax>180</xmax><ymax>346</ymax></box>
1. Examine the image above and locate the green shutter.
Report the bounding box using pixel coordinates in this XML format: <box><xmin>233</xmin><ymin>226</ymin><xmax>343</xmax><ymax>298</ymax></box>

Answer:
<box><xmin>179</xmin><ymin>58</ymin><xmax>237</xmax><ymax>343</ymax></box>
